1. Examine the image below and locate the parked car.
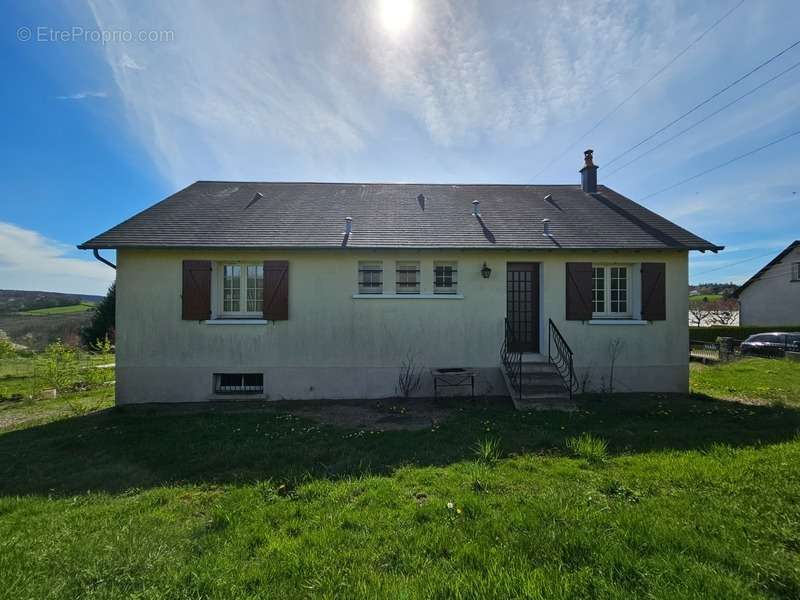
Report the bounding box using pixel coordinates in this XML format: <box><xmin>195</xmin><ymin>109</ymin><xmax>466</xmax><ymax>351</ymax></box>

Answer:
<box><xmin>740</xmin><ymin>333</ymin><xmax>800</xmax><ymax>357</ymax></box>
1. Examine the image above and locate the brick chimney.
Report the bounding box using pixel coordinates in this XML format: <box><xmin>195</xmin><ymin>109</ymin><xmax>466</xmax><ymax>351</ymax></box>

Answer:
<box><xmin>580</xmin><ymin>149</ymin><xmax>598</xmax><ymax>193</ymax></box>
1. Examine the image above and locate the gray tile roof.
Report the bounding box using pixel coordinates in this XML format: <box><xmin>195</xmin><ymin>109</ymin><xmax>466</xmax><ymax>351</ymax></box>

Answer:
<box><xmin>79</xmin><ymin>181</ymin><xmax>722</xmax><ymax>251</ymax></box>
<box><xmin>733</xmin><ymin>240</ymin><xmax>799</xmax><ymax>297</ymax></box>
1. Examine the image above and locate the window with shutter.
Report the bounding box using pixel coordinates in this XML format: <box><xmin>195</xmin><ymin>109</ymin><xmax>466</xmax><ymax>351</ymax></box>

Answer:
<box><xmin>218</xmin><ymin>263</ymin><xmax>264</xmax><ymax>317</ymax></box>
<box><xmin>565</xmin><ymin>262</ymin><xmax>593</xmax><ymax>320</ymax></box>
<box><xmin>263</xmin><ymin>261</ymin><xmax>289</xmax><ymax>320</ymax></box>
<box><xmin>182</xmin><ymin>260</ymin><xmax>212</xmax><ymax>320</ymax></box>
<box><xmin>591</xmin><ymin>265</ymin><xmax>632</xmax><ymax>318</ymax></box>
<box><xmin>641</xmin><ymin>262</ymin><xmax>666</xmax><ymax>321</ymax></box>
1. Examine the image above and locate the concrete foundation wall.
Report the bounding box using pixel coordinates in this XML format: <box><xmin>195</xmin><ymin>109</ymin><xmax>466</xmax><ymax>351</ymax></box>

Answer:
<box><xmin>115</xmin><ymin>248</ymin><xmax>690</xmax><ymax>403</ymax></box>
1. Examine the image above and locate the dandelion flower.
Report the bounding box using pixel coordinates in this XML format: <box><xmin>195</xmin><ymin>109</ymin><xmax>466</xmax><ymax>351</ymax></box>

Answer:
<box><xmin>446</xmin><ymin>502</ymin><xmax>454</xmax><ymax>510</ymax></box>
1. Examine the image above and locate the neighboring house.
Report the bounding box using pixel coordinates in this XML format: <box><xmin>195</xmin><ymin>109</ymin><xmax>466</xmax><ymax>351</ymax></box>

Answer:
<box><xmin>79</xmin><ymin>151</ymin><xmax>721</xmax><ymax>406</ymax></box>
<box><xmin>733</xmin><ymin>240</ymin><xmax>800</xmax><ymax>326</ymax></box>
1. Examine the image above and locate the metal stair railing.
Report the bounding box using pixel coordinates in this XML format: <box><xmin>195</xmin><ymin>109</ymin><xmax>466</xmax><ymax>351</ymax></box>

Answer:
<box><xmin>548</xmin><ymin>318</ymin><xmax>576</xmax><ymax>400</ymax></box>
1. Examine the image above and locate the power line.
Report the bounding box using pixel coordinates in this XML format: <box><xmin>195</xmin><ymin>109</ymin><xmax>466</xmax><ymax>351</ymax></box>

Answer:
<box><xmin>606</xmin><ymin>58</ymin><xmax>800</xmax><ymax>177</ymax></box>
<box><xmin>531</xmin><ymin>0</ymin><xmax>747</xmax><ymax>179</ymax></box>
<box><xmin>691</xmin><ymin>249</ymin><xmax>785</xmax><ymax>276</ymax></box>
<box><xmin>640</xmin><ymin>129</ymin><xmax>800</xmax><ymax>201</ymax></box>
<box><xmin>605</xmin><ymin>38</ymin><xmax>800</xmax><ymax>169</ymax></box>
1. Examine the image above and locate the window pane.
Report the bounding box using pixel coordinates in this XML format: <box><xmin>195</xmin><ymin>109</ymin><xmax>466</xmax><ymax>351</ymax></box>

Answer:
<box><xmin>396</xmin><ymin>262</ymin><xmax>420</xmax><ymax>294</ymax></box>
<box><xmin>223</xmin><ymin>264</ymin><xmax>241</xmax><ymax>312</ymax></box>
<box><xmin>359</xmin><ymin>262</ymin><xmax>383</xmax><ymax>294</ymax></box>
<box><xmin>610</xmin><ymin>267</ymin><xmax>627</xmax><ymax>313</ymax></box>
<box><xmin>246</xmin><ymin>265</ymin><xmax>263</xmax><ymax>312</ymax></box>
<box><xmin>592</xmin><ymin>267</ymin><xmax>605</xmax><ymax>313</ymax></box>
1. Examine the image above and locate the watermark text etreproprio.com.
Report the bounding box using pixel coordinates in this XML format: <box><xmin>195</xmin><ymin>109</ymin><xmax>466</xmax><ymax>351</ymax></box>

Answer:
<box><xmin>16</xmin><ymin>26</ymin><xmax>174</xmax><ymax>44</ymax></box>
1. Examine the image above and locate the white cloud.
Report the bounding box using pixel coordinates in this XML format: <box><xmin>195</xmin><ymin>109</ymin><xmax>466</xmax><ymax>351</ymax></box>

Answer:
<box><xmin>55</xmin><ymin>91</ymin><xmax>108</xmax><ymax>100</ymax></box>
<box><xmin>83</xmin><ymin>0</ymin><xmax>697</xmax><ymax>186</ymax></box>
<box><xmin>0</xmin><ymin>222</ymin><xmax>114</xmax><ymax>295</ymax></box>
<box><xmin>118</xmin><ymin>53</ymin><xmax>144</xmax><ymax>70</ymax></box>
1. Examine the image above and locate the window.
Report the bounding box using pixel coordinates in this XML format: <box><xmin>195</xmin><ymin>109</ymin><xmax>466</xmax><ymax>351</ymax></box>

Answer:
<box><xmin>358</xmin><ymin>261</ymin><xmax>383</xmax><ymax>294</ymax></box>
<box><xmin>434</xmin><ymin>262</ymin><xmax>458</xmax><ymax>294</ymax></box>
<box><xmin>221</xmin><ymin>263</ymin><xmax>263</xmax><ymax>316</ymax></box>
<box><xmin>592</xmin><ymin>267</ymin><xmax>605</xmax><ymax>313</ymax></box>
<box><xmin>214</xmin><ymin>373</ymin><xmax>263</xmax><ymax>394</ymax></box>
<box><xmin>592</xmin><ymin>265</ymin><xmax>631</xmax><ymax>317</ymax></box>
<box><xmin>792</xmin><ymin>262</ymin><xmax>800</xmax><ymax>281</ymax></box>
<box><xmin>396</xmin><ymin>261</ymin><xmax>420</xmax><ymax>294</ymax></box>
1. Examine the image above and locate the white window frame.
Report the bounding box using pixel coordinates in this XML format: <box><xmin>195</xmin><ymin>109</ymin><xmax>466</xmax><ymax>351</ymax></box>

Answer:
<box><xmin>433</xmin><ymin>261</ymin><xmax>458</xmax><ymax>294</ymax></box>
<box><xmin>591</xmin><ymin>264</ymin><xmax>632</xmax><ymax>318</ymax></box>
<box><xmin>217</xmin><ymin>262</ymin><xmax>264</xmax><ymax>318</ymax></box>
<box><xmin>358</xmin><ymin>261</ymin><xmax>383</xmax><ymax>294</ymax></box>
<box><xmin>396</xmin><ymin>261</ymin><xmax>421</xmax><ymax>295</ymax></box>
<box><xmin>792</xmin><ymin>262</ymin><xmax>800</xmax><ymax>282</ymax></box>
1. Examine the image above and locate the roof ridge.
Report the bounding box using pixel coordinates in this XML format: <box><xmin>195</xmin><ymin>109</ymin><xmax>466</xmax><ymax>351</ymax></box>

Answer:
<box><xmin>192</xmin><ymin>180</ymin><xmax>584</xmax><ymax>188</ymax></box>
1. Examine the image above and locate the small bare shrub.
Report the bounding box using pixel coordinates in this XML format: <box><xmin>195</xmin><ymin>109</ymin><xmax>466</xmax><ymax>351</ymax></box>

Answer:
<box><xmin>607</xmin><ymin>338</ymin><xmax>624</xmax><ymax>394</ymax></box>
<box><xmin>396</xmin><ymin>352</ymin><xmax>423</xmax><ymax>398</ymax></box>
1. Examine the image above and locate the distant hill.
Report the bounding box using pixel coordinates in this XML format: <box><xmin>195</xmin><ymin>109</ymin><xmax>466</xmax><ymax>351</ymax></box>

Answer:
<box><xmin>0</xmin><ymin>290</ymin><xmax>102</xmax><ymax>315</ymax></box>
<box><xmin>689</xmin><ymin>283</ymin><xmax>737</xmax><ymax>299</ymax></box>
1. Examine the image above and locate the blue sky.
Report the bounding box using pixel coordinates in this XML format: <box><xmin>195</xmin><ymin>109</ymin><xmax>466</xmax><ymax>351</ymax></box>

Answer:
<box><xmin>1</xmin><ymin>0</ymin><xmax>798</xmax><ymax>295</ymax></box>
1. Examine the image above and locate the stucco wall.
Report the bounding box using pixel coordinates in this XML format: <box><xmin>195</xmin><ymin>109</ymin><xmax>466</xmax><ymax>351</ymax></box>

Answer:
<box><xmin>739</xmin><ymin>246</ymin><xmax>800</xmax><ymax>326</ymax></box>
<box><xmin>115</xmin><ymin>248</ymin><xmax>689</xmax><ymax>403</ymax></box>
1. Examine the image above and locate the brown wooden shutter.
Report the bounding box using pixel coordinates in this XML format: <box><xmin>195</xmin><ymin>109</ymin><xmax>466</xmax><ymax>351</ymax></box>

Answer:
<box><xmin>182</xmin><ymin>260</ymin><xmax>212</xmax><ymax>320</ymax></box>
<box><xmin>641</xmin><ymin>262</ymin><xmax>666</xmax><ymax>321</ymax></box>
<box><xmin>565</xmin><ymin>262</ymin><xmax>593</xmax><ymax>320</ymax></box>
<box><xmin>263</xmin><ymin>260</ymin><xmax>289</xmax><ymax>320</ymax></box>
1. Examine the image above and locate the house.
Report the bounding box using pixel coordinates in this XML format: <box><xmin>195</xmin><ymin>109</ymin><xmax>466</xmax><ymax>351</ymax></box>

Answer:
<box><xmin>733</xmin><ymin>240</ymin><xmax>800</xmax><ymax>326</ymax></box>
<box><xmin>79</xmin><ymin>151</ymin><xmax>721</xmax><ymax>406</ymax></box>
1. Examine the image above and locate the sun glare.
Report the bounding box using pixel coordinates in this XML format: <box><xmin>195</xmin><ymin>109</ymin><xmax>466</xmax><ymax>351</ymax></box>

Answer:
<box><xmin>379</xmin><ymin>0</ymin><xmax>414</xmax><ymax>34</ymax></box>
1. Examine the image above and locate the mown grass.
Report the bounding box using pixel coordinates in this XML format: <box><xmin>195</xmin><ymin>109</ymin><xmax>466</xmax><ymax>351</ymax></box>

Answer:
<box><xmin>1</xmin><ymin>357</ymin><xmax>799</xmax><ymax>598</ymax></box>
<box><xmin>21</xmin><ymin>302</ymin><xmax>95</xmax><ymax>316</ymax></box>
<box><xmin>0</xmin><ymin>353</ymin><xmax>114</xmax><ymax>430</ymax></box>
<box><xmin>691</xmin><ymin>358</ymin><xmax>800</xmax><ymax>406</ymax></box>
<box><xmin>688</xmin><ymin>293</ymin><xmax>723</xmax><ymax>303</ymax></box>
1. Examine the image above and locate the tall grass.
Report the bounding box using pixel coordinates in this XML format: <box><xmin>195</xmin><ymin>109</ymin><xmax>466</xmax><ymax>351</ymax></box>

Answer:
<box><xmin>474</xmin><ymin>438</ymin><xmax>502</xmax><ymax>465</ymax></box>
<box><xmin>566</xmin><ymin>433</ymin><xmax>608</xmax><ymax>464</ymax></box>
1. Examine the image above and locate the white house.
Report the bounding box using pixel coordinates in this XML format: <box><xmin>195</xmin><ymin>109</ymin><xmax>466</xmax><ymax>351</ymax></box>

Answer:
<box><xmin>79</xmin><ymin>151</ymin><xmax>721</xmax><ymax>408</ymax></box>
<box><xmin>734</xmin><ymin>240</ymin><xmax>800</xmax><ymax>326</ymax></box>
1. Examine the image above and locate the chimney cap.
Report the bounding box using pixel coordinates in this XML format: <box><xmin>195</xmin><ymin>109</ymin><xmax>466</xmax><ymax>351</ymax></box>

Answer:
<box><xmin>583</xmin><ymin>149</ymin><xmax>595</xmax><ymax>168</ymax></box>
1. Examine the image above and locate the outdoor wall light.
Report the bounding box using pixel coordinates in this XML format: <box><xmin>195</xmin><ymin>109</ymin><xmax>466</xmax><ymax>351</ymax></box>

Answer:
<box><xmin>480</xmin><ymin>262</ymin><xmax>492</xmax><ymax>279</ymax></box>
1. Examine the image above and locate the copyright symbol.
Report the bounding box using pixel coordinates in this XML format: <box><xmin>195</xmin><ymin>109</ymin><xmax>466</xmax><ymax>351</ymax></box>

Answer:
<box><xmin>17</xmin><ymin>27</ymin><xmax>32</xmax><ymax>42</ymax></box>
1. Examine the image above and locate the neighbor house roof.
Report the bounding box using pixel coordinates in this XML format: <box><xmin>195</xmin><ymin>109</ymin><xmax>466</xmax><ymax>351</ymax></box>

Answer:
<box><xmin>733</xmin><ymin>240</ymin><xmax>800</xmax><ymax>298</ymax></box>
<box><xmin>78</xmin><ymin>181</ymin><xmax>722</xmax><ymax>251</ymax></box>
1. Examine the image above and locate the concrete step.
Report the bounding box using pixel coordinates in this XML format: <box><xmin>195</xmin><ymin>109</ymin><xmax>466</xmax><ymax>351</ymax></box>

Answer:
<box><xmin>521</xmin><ymin>362</ymin><xmax>558</xmax><ymax>373</ymax></box>
<box><xmin>513</xmin><ymin>395</ymin><xmax>576</xmax><ymax>412</ymax></box>
<box><xmin>500</xmin><ymin>364</ymin><xmax>575</xmax><ymax>412</ymax></box>
<box><xmin>519</xmin><ymin>371</ymin><xmax>564</xmax><ymax>384</ymax></box>
<box><xmin>519</xmin><ymin>382</ymin><xmax>568</xmax><ymax>395</ymax></box>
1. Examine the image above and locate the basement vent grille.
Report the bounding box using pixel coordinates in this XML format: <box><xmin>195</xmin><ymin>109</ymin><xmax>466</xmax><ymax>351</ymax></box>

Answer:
<box><xmin>214</xmin><ymin>373</ymin><xmax>264</xmax><ymax>394</ymax></box>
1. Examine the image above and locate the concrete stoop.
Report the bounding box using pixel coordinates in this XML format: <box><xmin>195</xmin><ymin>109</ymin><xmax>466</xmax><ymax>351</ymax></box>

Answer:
<box><xmin>501</xmin><ymin>359</ymin><xmax>576</xmax><ymax>412</ymax></box>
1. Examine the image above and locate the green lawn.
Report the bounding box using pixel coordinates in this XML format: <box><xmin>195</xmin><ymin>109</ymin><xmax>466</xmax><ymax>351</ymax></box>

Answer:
<box><xmin>689</xmin><ymin>293</ymin><xmax>723</xmax><ymax>303</ymax></box>
<box><xmin>1</xmin><ymin>357</ymin><xmax>800</xmax><ymax>598</ymax></box>
<box><xmin>21</xmin><ymin>302</ymin><xmax>95</xmax><ymax>316</ymax></box>
<box><xmin>692</xmin><ymin>358</ymin><xmax>800</xmax><ymax>406</ymax></box>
